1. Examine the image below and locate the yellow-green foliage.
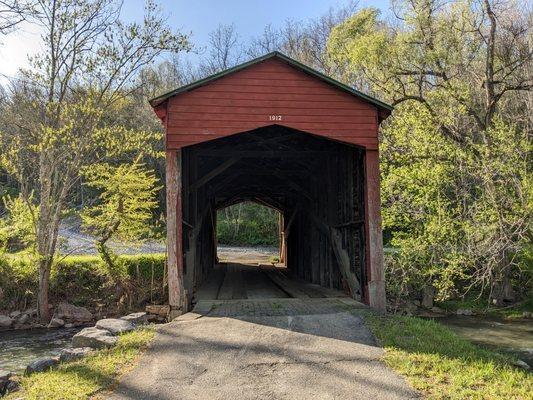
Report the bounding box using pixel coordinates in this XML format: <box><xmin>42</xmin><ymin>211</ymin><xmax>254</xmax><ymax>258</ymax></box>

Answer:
<box><xmin>327</xmin><ymin>3</ymin><xmax>532</xmax><ymax>303</ymax></box>
<box><xmin>7</xmin><ymin>328</ymin><xmax>155</xmax><ymax>400</ymax></box>
<box><xmin>365</xmin><ymin>313</ymin><xmax>532</xmax><ymax>400</ymax></box>
<box><xmin>0</xmin><ymin>194</ymin><xmax>37</xmax><ymax>250</ymax></box>
<box><xmin>81</xmin><ymin>161</ymin><xmax>161</xmax><ymax>243</ymax></box>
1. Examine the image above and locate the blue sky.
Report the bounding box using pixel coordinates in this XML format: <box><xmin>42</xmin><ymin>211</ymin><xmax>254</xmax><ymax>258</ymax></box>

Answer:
<box><xmin>122</xmin><ymin>0</ymin><xmax>390</xmax><ymax>47</ymax></box>
<box><xmin>0</xmin><ymin>0</ymin><xmax>390</xmax><ymax>80</ymax></box>
<box><xmin>123</xmin><ymin>0</ymin><xmax>391</xmax><ymax>62</ymax></box>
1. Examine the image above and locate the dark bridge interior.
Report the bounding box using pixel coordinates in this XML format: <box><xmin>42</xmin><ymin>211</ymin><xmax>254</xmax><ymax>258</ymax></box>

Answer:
<box><xmin>180</xmin><ymin>125</ymin><xmax>367</xmax><ymax>304</ymax></box>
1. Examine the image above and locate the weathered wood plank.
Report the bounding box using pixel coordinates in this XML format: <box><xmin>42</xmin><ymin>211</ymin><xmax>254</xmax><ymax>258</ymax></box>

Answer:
<box><xmin>364</xmin><ymin>150</ymin><xmax>386</xmax><ymax>311</ymax></box>
<box><xmin>166</xmin><ymin>149</ymin><xmax>185</xmax><ymax>315</ymax></box>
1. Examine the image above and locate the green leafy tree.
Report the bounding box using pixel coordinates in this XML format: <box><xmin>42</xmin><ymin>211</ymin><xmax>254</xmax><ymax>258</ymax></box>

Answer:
<box><xmin>0</xmin><ymin>0</ymin><xmax>189</xmax><ymax>321</ymax></box>
<box><xmin>328</xmin><ymin>0</ymin><xmax>532</xmax><ymax>305</ymax></box>
<box><xmin>81</xmin><ymin>160</ymin><xmax>160</xmax><ymax>306</ymax></box>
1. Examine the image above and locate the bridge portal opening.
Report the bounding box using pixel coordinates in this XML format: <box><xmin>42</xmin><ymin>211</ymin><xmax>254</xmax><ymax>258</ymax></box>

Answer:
<box><xmin>179</xmin><ymin>125</ymin><xmax>367</xmax><ymax>306</ymax></box>
<box><xmin>216</xmin><ymin>201</ymin><xmax>281</xmax><ymax>265</ymax></box>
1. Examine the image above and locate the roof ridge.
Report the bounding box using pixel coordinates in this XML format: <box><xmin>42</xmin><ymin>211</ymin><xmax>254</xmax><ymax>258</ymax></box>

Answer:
<box><xmin>149</xmin><ymin>51</ymin><xmax>392</xmax><ymax>112</ymax></box>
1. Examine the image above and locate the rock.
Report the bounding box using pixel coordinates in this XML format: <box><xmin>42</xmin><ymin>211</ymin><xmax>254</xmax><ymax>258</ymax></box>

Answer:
<box><xmin>0</xmin><ymin>315</ymin><xmax>12</xmax><ymax>328</ymax></box>
<box><xmin>25</xmin><ymin>308</ymin><xmax>38</xmax><ymax>318</ymax></box>
<box><xmin>64</xmin><ymin>323</ymin><xmax>75</xmax><ymax>328</ymax></box>
<box><xmin>4</xmin><ymin>379</ymin><xmax>20</xmax><ymax>394</ymax></box>
<box><xmin>59</xmin><ymin>347</ymin><xmax>93</xmax><ymax>362</ymax></box>
<box><xmin>72</xmin><ymin>327</ymin><xmax>118</xmax><ymax>349</ymax></box>
<box><xmin>18</xmin><ymin>313</ymin><xmax>30</xmax><ymax>325</ymax></box>
<box><xmin>47</xmin><ymin>318</ymin><xmax>65</xmax><ymax>328</ymax></box>
<box><xmin>512</xmin><ymin>359</ymin><xmax>530</xmax><ymax>370</ymax></box>
<box><xmin>55</xmin><ymin>302</ymin><xmax>93</xmax><ymax>323</ymax></box>
<box><xmin>25</xmin><ymin>357</ymin><xmax>59</xmax><ymax>375</ymax></box>
<box><xmin>9</xmin><ymin>311</ymin><xmax>21</xmax><ymax>319</ymax></box>
<box><xmin>0</xmin><ymin>371</ymin><xmax>9</xmax><ymax>396</ymax></box>
<box><xmin>456</xmin><ymin>308</ymin><xmax>474</xmax><ymax>316</ymax></box>
<box><xmin>146</xmin><ymin>304</ymin><xmax>170</xmax><ymax>317</ymax></box>
<box><xmin>95</xmin><ymin>318</ymin><xmax>134</xmax><ymax>335</ymax></box>
<box><xmin>146</xmin><ymin>313</ymin><xmax>159</xmax><ymax>322</ymax></box>
<box><xmin>431</xmin><ymin>306</ymin><xmax>446</xmax><ymax>314</ymax></box>
<box><xmin>0</xmin><ymin>370</ymin><xmax>11</xmax><ymax>392</ymax></box>
<box><xmin>121</xmin><ymin>312</ymin><xmax>148</xmax><ymax>326</ymax></box>
<box><xmin>522</xmin><ymin>311</ymin><xmax>532</xmax><ymax>319</ymax></box>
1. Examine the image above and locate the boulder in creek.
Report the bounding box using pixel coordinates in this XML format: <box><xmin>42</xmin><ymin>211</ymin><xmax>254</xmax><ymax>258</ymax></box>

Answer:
<box><xmin>95</xmin><ymin>318</ymin><xmax>134</xmax><ymax>335</ymax></box>
<box><xmin>47</xmin><ymin>318</ymin><xmax>65</xmax><ymax>328</ymax></box>
<box><xmin>456</xmin><ymin>308</ymin><xmax>474</xmax><ymax>316</ymax></box>
<box><xmin>0</xmin><ymin>315</ymin><xmax>12</xmax><ymax>329</ymax></box>
<box><xmin>0</xmin><ymin>370</ymin><xmax>12</xmax><ymax>394</ymax></box>
<box><xmin>72</xmin><ymin>327</ymin><xmax>118</xmax><ymax>349</ymax></box>
<box><xmin>55</xmin><ymin>302</ymin><xmax>93</xmax><ymax>323</ymax></box>
<box><xmin>120</xmin><ymin>312</ymin><xmax>148</xmax><ymax>326</ymax></box>
<box><xmin>59</xmin><ymin>347</ymin><xmax>93</xmax><ymax>363</ymax></box>
<box><xmin>4</xmin><ymin>379</ymin><xmax>20</xmax><ymax>395</ymax></box>
<box><xmin>25</xmin><ymin>357</ymin><xmax>59</xmax><ymax>375</ymax></box>
<box><xmin>512</xmin><ymin>359</ymin><xmax>530</xmax><ymax>370</ymax></box>
<box><xmin>17</xmin><ymin>313</ymin><xmax>30</xmax><ymax>325</ymax></box>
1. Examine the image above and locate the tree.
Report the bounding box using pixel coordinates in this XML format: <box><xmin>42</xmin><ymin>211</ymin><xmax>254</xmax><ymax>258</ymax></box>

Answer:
<box><xmin>0</xmin><ymin>0</ymin><xmax>189</xmax><ymax>322</ymax></box>
<box><xmin>199</xmin><ymin>23</ymin><xmax>242</xmax><ymax>75</ymax></box>
<box><xmin>328</xmin><ymin>0</ymin><xmax>532</xmax><ymax>304</ymax></box>
<box><xmin>246</xmin><ymin>2</ymin><xmax>357</xmax><ymax>76</ymax></box>
<box><xmin>0</xmin><ymin>1</ymin><xmax>35</xmax><ymax>36</ymax></box>
<box><xmin>81</xmin><ymin>160</ymin><xmax>160</xmax><ymax>305</ymax></box>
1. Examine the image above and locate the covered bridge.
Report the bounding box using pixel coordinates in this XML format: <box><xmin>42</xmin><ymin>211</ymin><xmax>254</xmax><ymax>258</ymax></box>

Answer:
<box><xmin>149</xmin><ymin>52</ymin><xmax>392</xmax><ymax>316</ymax></box>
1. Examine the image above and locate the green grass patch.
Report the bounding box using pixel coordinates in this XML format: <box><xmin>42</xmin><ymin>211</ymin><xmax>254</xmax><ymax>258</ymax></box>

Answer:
<box><xmin>364</xmin><ymin>313</ymin><xmax>532</xmax><ymax>399</ymax></box>
<box><xmin>7</xmin><ymin>328</ymin><xmax>155</xmax><ymax>400</ymax></box>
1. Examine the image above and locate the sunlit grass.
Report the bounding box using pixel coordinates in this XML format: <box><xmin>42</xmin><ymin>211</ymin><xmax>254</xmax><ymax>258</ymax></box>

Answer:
<box><xmin>364</xmin><ymin>313</ymin><xmax>532</xmax><ymax>400</ymax></box>
<box><xmin>7</xmin><ymin>328</ymin><xmax>155</xmax><ymax>400</ymax></box>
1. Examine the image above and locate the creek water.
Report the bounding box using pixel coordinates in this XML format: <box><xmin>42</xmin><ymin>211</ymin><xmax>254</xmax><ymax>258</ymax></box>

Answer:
<box><xmin>0</xmin><ymin>327</ymin><xmax>83</xmax><ymax>374</ymax></box>
<box><xmin>437</xmin><ymin>315</ymin><xmax>533</xmax><ymax>367</ymax></box>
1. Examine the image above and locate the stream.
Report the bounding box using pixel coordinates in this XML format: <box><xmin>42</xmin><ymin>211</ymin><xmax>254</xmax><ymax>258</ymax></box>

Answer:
<box><xmin>437</xmin><ymin>315</ymin><xmax>533</xmax><ymax>368</ymax></box>
<box><xmin>0</xmin><ymin>327</ymin><xmax>83</xmax><ymax>374</ymax></box>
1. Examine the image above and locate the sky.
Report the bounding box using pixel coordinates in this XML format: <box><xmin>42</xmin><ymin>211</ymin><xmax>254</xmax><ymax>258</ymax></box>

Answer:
<box><xmin>0</xmin><ymin>0</ymin><xmax>390</xmax><ymax>82</ymax></box>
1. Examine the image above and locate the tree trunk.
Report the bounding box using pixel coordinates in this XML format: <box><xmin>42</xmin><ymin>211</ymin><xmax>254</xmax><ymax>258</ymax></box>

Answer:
<box><xmin>38</xmin><ymin>258</ymin><xmax>52</xmax><ymax>322</ymax></box>
<box><xmin>491</xmin><ymin>266</ymin><xmax>515</xmax><ymax>306</ymax></box>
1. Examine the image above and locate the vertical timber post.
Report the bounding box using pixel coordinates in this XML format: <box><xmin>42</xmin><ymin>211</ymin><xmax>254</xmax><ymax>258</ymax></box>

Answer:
<box><xmin>364</xmin><ymin>149</ymin><xmax>386</xmax><ymax>311</ymax></box>
<box><xmin>166</xmin><ymin>149</ymin><xmax>185</xmax><ymax>319</ymax></box>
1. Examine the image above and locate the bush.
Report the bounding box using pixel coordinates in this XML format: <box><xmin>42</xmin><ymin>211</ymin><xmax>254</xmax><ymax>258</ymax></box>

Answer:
<box><xmin>0</xmin><ymin>253</ymin><xmax>166</xmax><ymax>312</ymax></box>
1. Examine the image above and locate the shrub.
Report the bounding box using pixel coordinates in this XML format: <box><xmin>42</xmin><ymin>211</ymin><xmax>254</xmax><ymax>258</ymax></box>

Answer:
<box><xmin>0</xmin><ymin>253</ymin><xmax>166</xmax><ymax>312</ymax></box>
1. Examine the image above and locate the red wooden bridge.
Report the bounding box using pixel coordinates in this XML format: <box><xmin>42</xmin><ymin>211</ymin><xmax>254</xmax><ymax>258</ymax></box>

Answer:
<box><xmin>150</xmin><ymin>52</ymin><xmax>392</xmax><ymax>317</ymax></box>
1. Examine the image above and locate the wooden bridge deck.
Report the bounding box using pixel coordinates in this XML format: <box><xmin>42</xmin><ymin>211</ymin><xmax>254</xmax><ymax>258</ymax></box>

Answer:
<box><xmin>196</xmin><ymin>263</ymin><xmax>349</xmax><ymax>302</ymax></box>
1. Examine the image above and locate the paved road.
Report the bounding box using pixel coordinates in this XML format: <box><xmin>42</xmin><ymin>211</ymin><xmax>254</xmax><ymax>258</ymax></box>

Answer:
<box><xmin>109</xmin><ymin>298</ymin><xmax>418</xmax><ymax>400</ymax></box>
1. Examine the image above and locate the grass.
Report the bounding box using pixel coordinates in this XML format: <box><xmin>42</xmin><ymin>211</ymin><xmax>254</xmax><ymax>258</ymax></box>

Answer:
<box><xmin>364</xmin><ymin>313</ymin><xmax>532</xmax><ymax>400</ymax></box>
<box><xmin>6</xmin><ymin>328</ymin><xmax>155</xmax><ymax>400</ymax></box>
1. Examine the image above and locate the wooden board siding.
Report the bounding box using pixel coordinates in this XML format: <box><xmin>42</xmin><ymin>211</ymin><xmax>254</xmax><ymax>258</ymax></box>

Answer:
<box><xmin>164</xmin><ymin>58</ymin><xmax>379</xmax><ymax>149</ymax></box>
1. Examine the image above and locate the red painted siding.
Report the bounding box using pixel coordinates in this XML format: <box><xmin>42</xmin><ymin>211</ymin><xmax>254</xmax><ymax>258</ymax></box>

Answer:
<box><xmin>164</xmin><ymin>58</ymin><xmax>379</xmax><ymax>149</ymax></box>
